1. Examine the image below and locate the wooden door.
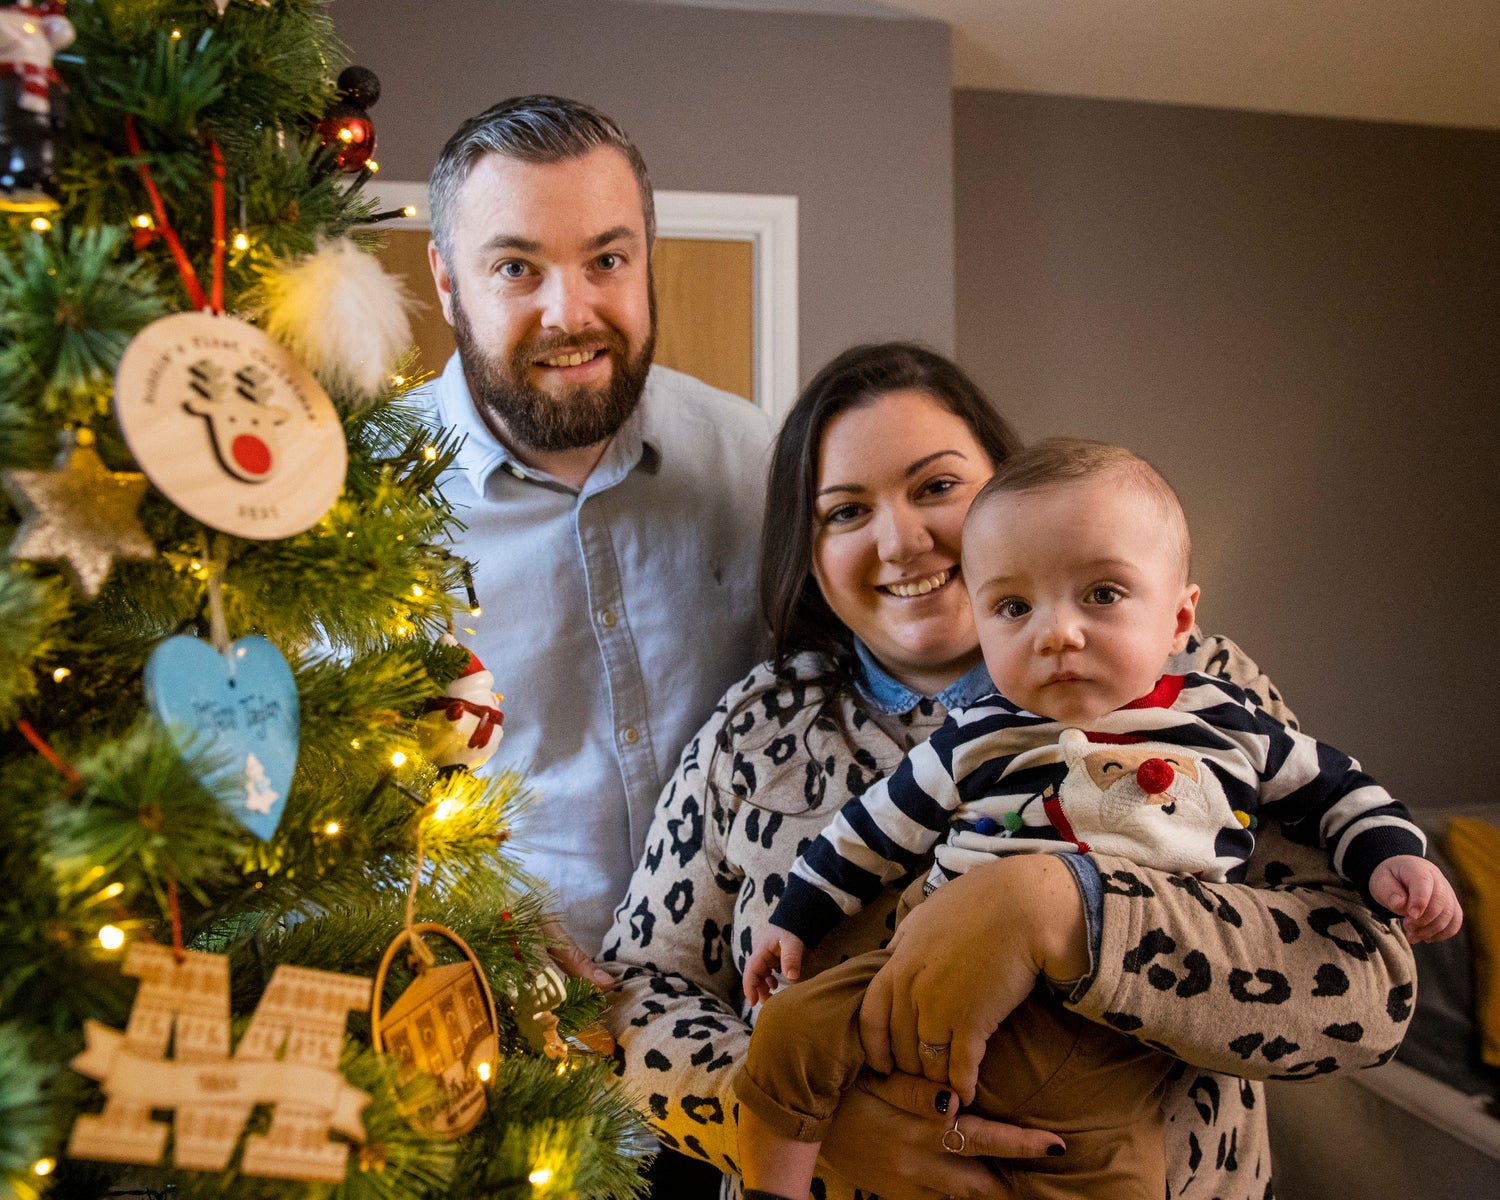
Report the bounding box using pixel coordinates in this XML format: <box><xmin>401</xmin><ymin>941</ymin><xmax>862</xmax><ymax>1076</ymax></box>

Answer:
<box><xmin>652</xmin><ymin>238</ymin><xmax>753</xmax><ymax>400</ymax></box>
<box><xmin>377</xmin><ymin>229</ymin><xmax>453</xmax><ymax>381</ymax></box>
<box><xmin>374</xmin><ymin>231</ymin><xmax>755</xmax><ymax>401</ymax></box>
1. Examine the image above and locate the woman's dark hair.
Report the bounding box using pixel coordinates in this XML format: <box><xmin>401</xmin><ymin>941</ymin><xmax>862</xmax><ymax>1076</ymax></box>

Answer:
<box><xmin>758</xmin><ymin>342</ymin><xmax>1023</xmax><ymax>679</ymax></box>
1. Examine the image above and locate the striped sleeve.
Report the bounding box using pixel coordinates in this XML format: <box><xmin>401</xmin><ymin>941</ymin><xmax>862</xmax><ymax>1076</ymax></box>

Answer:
<box><xmin>1185</xmin><ymin>674</ymin><xmax>1425</xmax><ymax>896</ymax></box>
<box><xmin>775</xmin><ymin>705</ymin><xmax>1031</xmax><ymax>946</ymax></box>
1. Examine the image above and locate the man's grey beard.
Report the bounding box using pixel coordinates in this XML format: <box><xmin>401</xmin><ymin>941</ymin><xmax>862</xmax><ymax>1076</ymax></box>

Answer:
<box><xmin>451</xmin><ymin>285</ymin><xmax>655</xmax><ymax>454</ymax></box>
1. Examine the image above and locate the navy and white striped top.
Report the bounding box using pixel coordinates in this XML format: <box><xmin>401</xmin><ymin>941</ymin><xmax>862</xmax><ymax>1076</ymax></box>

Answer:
<box><xmin>774</xmin><ymin>672</ymin><xmax>1424</xmax><ymax>948</ymax></box>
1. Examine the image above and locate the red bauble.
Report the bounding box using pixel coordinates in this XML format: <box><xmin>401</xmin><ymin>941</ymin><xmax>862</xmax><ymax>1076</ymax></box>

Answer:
<box><xmin>317</xmin><ymin>111</ymin><xmax>374</xmax><ymax>171</ymax></box>
<box><xmin>316</xmin><ymin>66</ymin><xmax>380</xmax><ymax>174</ymax></box>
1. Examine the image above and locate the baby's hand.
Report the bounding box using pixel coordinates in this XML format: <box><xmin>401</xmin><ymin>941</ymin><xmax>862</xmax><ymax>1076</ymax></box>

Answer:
<box><xmin>743</xmin><ymin>926</ymin><xmax>807</xmax><ymax>1006</ymax></box>
<box><xmin>1369</xmin><ymin>855</ymin><xmax>1464</xmax><ymax>944</ymax></box>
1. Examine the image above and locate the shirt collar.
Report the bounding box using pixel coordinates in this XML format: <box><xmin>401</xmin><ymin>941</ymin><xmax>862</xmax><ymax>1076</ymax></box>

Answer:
<box><xmin>852</xmin><ymin>638</ymin><xmax>996</xmax><ymax>715</ymax></box>
<box><xmin>431</xmin><ymin>352</ymin><xmax>655</xmax><ymax>497</ymax></box>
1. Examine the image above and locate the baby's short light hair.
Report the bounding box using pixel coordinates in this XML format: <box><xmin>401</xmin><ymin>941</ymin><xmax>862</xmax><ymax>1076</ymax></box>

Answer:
<box><xmin>968</xmin><ymin>437</ymin><xmax>1192</xmax><ymax>582</ymax></box>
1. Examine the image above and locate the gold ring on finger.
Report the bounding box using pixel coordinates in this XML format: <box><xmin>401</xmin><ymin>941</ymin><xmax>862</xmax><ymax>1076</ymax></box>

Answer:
<box><xmin>941</xmin><ymin>1124</ymin><xmax>967</xmax><ymax>1154</ymax></box>
<box><xmin>918</xmin><ymin>1038</ymin><xmax>951</xmax><ymax>1060</ymax></box>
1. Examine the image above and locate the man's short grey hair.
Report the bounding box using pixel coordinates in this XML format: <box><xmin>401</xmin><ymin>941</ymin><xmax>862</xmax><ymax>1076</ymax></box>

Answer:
<box><xmin>428</xmin><ymin>94</ymin><xmax>656</xmax><ymax>266</ymax></box>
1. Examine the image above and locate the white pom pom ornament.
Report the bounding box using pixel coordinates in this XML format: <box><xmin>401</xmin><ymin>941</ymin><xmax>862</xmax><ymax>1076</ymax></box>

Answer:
<box><xmin>254</xmin><ymin>237</ymin><xmax>412</xmax><ymax>399</ymax></box>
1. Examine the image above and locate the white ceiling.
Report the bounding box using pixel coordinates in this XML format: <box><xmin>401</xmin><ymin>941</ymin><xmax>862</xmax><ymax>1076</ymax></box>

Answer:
<box><xmin>628</xmin><ymin>0</ymin><xmax>1500</xmax><ymax>130</ymax></box>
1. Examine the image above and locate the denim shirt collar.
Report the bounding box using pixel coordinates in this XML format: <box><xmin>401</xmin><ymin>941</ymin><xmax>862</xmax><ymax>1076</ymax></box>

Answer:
<box><xmin>852</xmin><ymin>639</ymin><xmax>996</xmax><ymax>715</ymax></box>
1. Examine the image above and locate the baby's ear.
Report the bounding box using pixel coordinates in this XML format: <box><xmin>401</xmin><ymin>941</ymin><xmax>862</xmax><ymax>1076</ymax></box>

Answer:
<box><xmin>1170</xmin><ymin>584</ymin><xmax>1201</xmax><ymax>653</ymax></box>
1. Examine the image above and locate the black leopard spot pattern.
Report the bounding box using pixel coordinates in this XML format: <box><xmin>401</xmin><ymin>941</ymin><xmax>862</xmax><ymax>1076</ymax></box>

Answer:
<box><xmin>1312</xmin><ymin>963</ymin><xmax>1349</xmax><ymax>996</ymax></box>
<box><xmin>1386</xmin><ymin>981</ymin><xmax>1414</xmax><ymax>1022</ymax></box>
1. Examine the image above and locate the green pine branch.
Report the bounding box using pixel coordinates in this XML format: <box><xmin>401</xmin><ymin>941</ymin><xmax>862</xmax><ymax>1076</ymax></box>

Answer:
<box><xmin>0</xmin><ymin>226</ymin><xmax>167</xmax><ymax>432</ymax></box>
<box><xmin>1</xmin><ymin>1</ymin><xmax>650</xmax><ymax>1194</ymax></box>
<box><xmin>0</xmin><ymin>569</ymin><xmax>74</xmax><ymax>726</ymax></box>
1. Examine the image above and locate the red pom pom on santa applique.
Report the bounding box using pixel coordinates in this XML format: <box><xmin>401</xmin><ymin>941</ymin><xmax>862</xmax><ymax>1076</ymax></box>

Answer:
<box><xmin>1135</xmin><ymin>757</ymin><xmax>1175</xmax><ymax>795</ymax></box>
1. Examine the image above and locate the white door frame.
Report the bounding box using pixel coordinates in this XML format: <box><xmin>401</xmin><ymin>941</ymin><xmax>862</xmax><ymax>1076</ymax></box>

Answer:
<box><xmin>367</xmin><ymin>182</ymin><xmax>799</xmax><ymax>417</ymax></box>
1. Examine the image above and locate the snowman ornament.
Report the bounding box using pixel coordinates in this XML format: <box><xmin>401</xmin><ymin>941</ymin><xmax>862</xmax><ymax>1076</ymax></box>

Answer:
<box><xmin>417</xmin><ymin>636</ymin><xmax>504</xmax><ymax>772</ymax></box>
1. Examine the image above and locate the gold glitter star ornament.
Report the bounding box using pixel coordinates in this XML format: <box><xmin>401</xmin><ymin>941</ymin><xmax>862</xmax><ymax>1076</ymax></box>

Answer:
<box><xmin>2</xmin><ymin>432</ymin><xmax>155</xmax><ymax>597</ymax></box>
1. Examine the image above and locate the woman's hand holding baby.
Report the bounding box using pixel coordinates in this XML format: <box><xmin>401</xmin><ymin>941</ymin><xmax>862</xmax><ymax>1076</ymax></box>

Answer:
<box><xmin>860</xmin><ymin>854</ymin><xmax>1089</xmax><ymax>1105</ymax></box>
<box><xmin>1368</xmin><ymin>854</ymin><xmax>1463</xmax><ymax>943</ymax></box>
<box><xmin>820</xmin><ymin>1071</ymin><xmax>1063</xmax><ymax>1200</ymax></box>
<box><xmin>744</xmin><ymin>925</ymin><xmax>807</xmax><ymax>1005</ymax></box>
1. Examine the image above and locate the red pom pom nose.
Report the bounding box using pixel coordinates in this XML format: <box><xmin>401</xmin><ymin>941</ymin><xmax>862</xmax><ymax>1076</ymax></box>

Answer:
<box><xmin>1136</xmin><ymin>758</ymin><xmax>1174</xmax><ymax>795</ymax></box>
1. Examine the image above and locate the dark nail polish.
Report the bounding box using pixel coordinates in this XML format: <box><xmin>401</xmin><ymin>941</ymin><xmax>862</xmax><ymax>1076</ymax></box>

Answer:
<box><xmin>934</xmin><ymin>1091</ymin><xmax>952</xmax><ymax>1115</ymax></box>
<box><xmin>1047</xmin><ymin>1144</ymin><xmax>1066</xmax><ymax>1157</ymax></box>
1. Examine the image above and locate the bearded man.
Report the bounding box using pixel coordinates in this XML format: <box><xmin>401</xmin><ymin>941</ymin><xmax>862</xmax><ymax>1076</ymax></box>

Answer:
<box><xmin>422</xmin><ymin>95</ymin><xmax>772</xmax><ymax>971</ymax></box>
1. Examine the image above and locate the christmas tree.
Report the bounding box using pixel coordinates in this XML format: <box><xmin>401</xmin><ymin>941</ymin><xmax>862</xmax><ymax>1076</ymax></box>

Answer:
<box><xmin>0</xmin><ymin>3</ymin><xmax>646</xmax><ymax>1198</ymax></box>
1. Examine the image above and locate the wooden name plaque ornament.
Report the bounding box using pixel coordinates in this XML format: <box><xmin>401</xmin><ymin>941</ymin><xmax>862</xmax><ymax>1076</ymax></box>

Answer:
<box><xmin>67</xmin><ymin>943</ymin><xmax>373</xmax><ymax>1181</ymax></box>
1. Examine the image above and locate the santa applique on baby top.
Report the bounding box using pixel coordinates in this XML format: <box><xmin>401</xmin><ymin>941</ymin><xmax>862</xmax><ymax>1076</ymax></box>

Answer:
<box><xmin>1046</xmin><ymin>729</ymin><xmax>1251</xmax><ymax>880</ymax></box>
<box><xmin>934</xmin><ymin>676</ymin><xmax>1257</xmax><ymax>886</ymax></box>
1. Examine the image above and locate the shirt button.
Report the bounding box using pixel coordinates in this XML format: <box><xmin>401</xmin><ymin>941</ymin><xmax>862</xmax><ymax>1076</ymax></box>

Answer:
<box><xmin>508</xmin><ymin>465</ymin><xmax>525</xmax><ymax>479</ymax></box>
<box><xmin>599</xmin><ymin>609</ymin><xmax>617</xmax><ymax>628</ymax></box>
<box><xmin>621</xmin><ymin>726</ymin><xmax>640</xmax><ymax>745</ymax></box>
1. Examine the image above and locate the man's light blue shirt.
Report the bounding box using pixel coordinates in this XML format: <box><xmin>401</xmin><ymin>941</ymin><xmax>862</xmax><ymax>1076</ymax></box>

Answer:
<box><xmin>419</xmin><ymin>354</ymin><xmax>773</xmax><ymax>952</ymax></box>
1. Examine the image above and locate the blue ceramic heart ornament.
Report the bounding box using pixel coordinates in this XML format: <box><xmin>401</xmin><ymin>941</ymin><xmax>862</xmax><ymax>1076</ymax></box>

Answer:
<box><xmin>143</xmin><ymin>634</ymin><xmax>299</xmax><ymax>840</ymax></box>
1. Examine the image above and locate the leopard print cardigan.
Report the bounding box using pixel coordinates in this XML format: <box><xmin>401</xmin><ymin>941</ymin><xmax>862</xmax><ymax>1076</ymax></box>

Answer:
<box><xmin>600</xmin><ymin>634</ymin><xmax>1417</xmax><ymax>1199</ymax></box>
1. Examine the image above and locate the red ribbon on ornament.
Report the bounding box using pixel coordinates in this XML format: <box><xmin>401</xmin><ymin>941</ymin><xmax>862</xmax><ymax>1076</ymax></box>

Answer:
<box><xmin>122</xmin><ymin>116</ymin><xmax>226</xmax><ymax>313</ymax></box>
<box><xmin>16</xmin><ymin>719</ymin><xmax>82</xmax><ymax>794</ymax></box>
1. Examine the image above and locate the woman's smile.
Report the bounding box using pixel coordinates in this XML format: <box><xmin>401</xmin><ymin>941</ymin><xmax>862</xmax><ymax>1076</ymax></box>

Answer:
<box><xmin>878</xmin><ymin>566</ymin><xmax>958</xmax><ymax>598</ymax></box>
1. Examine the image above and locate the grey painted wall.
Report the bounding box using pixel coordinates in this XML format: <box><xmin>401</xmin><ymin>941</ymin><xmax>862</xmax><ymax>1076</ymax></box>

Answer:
<box><xmin>955</xmin><ymin>89</ymin><xmax>1500</xmax><ymax>811</ymax></box>
<box><xmin>332</xmin><ymin>0</ymin><xmax>955</xmax><ymax>392</ymax></box>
